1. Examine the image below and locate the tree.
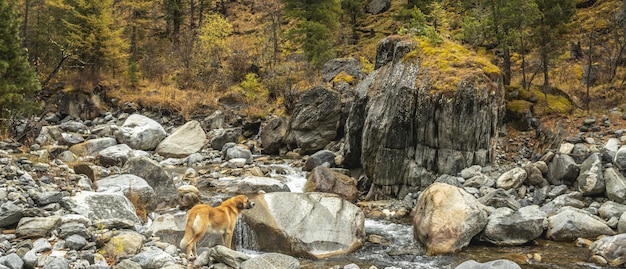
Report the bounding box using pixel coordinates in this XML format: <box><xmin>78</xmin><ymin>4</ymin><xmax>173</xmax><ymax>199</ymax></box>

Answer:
<box><xmin>193</xmin><ymin>13</ymin><xmax>233</xmax><ymax>82</ymax></box>
<box><xmin>341</xmin><ymin>0</ymin><xmax>364</xmax><ymax>44</ymax></box>
<box><xmin>531</xmin><ymin>0</ymin><xmax>576</xmax><ymax>93</ymax></box>
<box><xmin>281</xmin><ymin>0</ymin><xmax>340</xmax><ymax>67</ymax></box>
<box><xmin>0</xmin><ymin>1</ymin><xmax>41</xmax><ymax>121</ymax></box>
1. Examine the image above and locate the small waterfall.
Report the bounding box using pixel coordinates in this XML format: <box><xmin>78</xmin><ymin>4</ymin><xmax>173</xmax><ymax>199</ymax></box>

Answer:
<box><xmin>234</xmin><ymin>216</ymin><xmax>259</xmax><ymax>252</ymax></box>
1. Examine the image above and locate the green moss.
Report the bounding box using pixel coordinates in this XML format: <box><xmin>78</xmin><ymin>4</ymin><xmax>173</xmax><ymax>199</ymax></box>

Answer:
<box><xmin>506</xmin><ymin>100</ymin><xmax>533</xmax><ymax>116</ymax></box>
<box><xmin>333</xmin><ymin>71</ymin><xmax>355</xmax><ymax>84</ymax></box>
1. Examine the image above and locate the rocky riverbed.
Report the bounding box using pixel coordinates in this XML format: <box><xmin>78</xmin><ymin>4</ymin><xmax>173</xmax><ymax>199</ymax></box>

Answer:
<box><xmin>1</xmin><ymin>107</ymin><xmax>626</xmax><ymax>269</ymax></box>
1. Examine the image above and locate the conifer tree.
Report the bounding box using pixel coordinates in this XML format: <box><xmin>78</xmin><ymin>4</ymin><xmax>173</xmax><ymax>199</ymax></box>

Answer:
<box><xmin>0</xmin><ymin>1</ymin><xmax>41</xmax><ymax>121</ymax></box>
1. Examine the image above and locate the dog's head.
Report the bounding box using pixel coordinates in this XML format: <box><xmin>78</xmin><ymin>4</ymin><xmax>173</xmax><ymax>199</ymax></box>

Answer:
<box><xmin>233</xmin><ymin>195</ymin><xmax>255</xmax><ymax>210</ymax></box>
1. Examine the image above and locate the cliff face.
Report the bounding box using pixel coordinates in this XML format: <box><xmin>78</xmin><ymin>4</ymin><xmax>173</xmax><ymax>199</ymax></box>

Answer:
<box><xmin>343</xmin><ymin>36</ymin><xmax>505</xmax><ymax>199</ymax></box>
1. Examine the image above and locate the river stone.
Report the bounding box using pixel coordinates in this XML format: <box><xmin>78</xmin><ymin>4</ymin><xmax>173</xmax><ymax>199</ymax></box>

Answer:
<box><xmin>222</xmin><ymin>143</ymin><xmax>253</xmax><ymax>164</ymax></box>
<box><xmin>305</xmin><ymin>166</ymin><xmax>358</xmax><ymax>202</ymax></box>
<box><xmin>0</xmin><ymin>253</ymin><xmax>24</xmax><ymax>269</ymax></box>
<box><xmin>619</xmin><ymin>211</ymin><xmax>626</xmax><ymax>233</ymax></box>
<box><xmin>240</xmin><ymin>253</ymin><xmax>300</xmax><ymax>269</ymax></box>
<box><xmin>576</xmin><ymin>153</ymin><xmax>605</xmax><ymax>195</ymax></box>
<box><xmin>60</xmin><ymin>132</ymin><xmax>85</xmax><ymax>146</ymax></box>
<box><xmin>96</xmin><ymin>144</ymin><xmax>134</xmax><ymax>167</ymax></box>
<box><xmin>454</xmin><ymin>259</ymin><xmax>522</xmax><ymax>269</ymax></box>
<box><xmin>61</xmin><ymin>191</ymin><xmax>141</xmax><ymax>223</ymax></box>
<box><xmin>540</xmin><ymin>192</ymin><xmax>585</xmax><ymax>215</ymax></box>
<box><xmin>64</xmin><ymin>234</ymin><xmax>88</xmax><ymax>250</ymax></box>
<box><xmin>546</xmin><ymin>206</ymin><xmax>615</xmax><ymax>241</ymax></box>
<box><xmin>599</xmin><ymin>201</ymin><xmax>626</xmax><ymax>220</ymax></box>
<box><xmin>495</xmin><ymin>167</ymin><xmax>527</xmax><ymax>190</ymax></box>
<box><xmin>156</xmin><ymin>120</ymin><xmax>207</xmax><ymax>158</ymax></box>
<box><xmin>304</xmin><ymin>150</ymin><xmax>336</xmax><ymax>171</ymax></box>
<box><xmin>559</xmin><ymin>143</ymin><xmax>575</xmax><ymax>154</ymax></box>
<box><xmin>122</xmin><ymin>156</ymin><xmax>176</xmax><ymax>200</ymax></box>
<box><xmin>413</xmin><ymin>183</ymin><xmax>489</xmax><ymax>255</ymax></box>
<box><xmin>240</xmin><ymin>192</ymin><xmax>365</xmax><ymax>259</ymax></box>
<box><xmin>36</xmin><ymin>126</ymin><xmax>64</xmax><ymax>146</ymax></box>
<box><xmin>69</xmin><ymin>137</ymin><xmax>117</xmax><ymax>157</ymax></box>
<box><xmin>116</xmin><ymin>114</ymin><xmax>167</xmax><ymax>151</ymax></box>
<box><xmin>590</xmin><ymin>233</ymin><xmax>626</xmax><ymax>267</ymax></box>
<box><xmin>16</xmin><ymin>216</ymin><xmax>62</xmax><ymax>238</ymax></box>
<box><xmin>477</xmin><ymin>189</ymin><xmax>520</xmax><ymax>210</ymax></box>
<box><xmin>237</xmin><ymin>176</ymin><xmax>290</xmax><ymax>193</ymax></box>
<box><xmin>523</xmin><ymin>163</ymin><xmax>547</xmax><ymax>186</ymax></box>
<box><xmin>260</xmin><ymin>116</ymin><xmax>288</xmax><ymax>155</ymax></box>
<box><xmin>547</xmin><ymin>154</ymin><xmax>580</xmax><ymax>186</ymax></box>
<box><xmin>480</xmin><ymin>206</ymin><xmax>546</xmax><ymax>246</ymax></box>
<box><xmin>285</xmin><ymin>86</ymin><xmax>341</xmax><ymax>155</ymax></box>
<box><xmin>460</xmin><ymin>165</ymin><xmax>482</xmax><ymax>179</ymax></box>
<box><xmin>96</xmin><ymin>174</ymin><xmax>157</xmax><ymax>211</ymax></box>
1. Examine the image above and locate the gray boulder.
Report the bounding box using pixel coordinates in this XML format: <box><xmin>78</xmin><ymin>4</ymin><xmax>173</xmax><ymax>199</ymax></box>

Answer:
<box><xmin>240</xmin><ymin>192</ymin><xmax>365</xmax><ymax>259</ymax></box>
<box><xmin>546</xmin><ymin>207</ymin><xmax>615</xmax><ymax>241</ymax></box>
<box><xmin>96</xmin><ymin>144</ymin><xmax>134</xmax><ymax>167</ymax></box>
<box><xmin>413</xmin><ymin>183</ymin><xmax>489</xmax><ymax>255</ymax></box>
<box><xmin>589</xmin><ymin>233</ymin><xmax>626</xmax><ymax>267</ymax></box>
<box><xmin>61</xmin><ymin>191</ymin><xmax>141</xmax><ymax>223</ymax></box>
<box><xmin>547</xmin><ymin>154</ymin><xmax>579</xmax><ymax>185</ymax></box>
<box><xmin>540</xmin><ymin>192</ymin><xmax>585</xmax><ymax>215</ymax></box>
<box><xmin>156</xmin><ymin>120</ymin><xmax>207</xmax><ymax>158</ymax></box>
<box><xmin>16</xmin><ymin>216</ymin><xmax>62</xmax><ymax>238</ymax></box>
<box><xmin>0</xmin><ymin>201</ymin><xmax>24</xmax><ymax>227</ymax></box>
<box><xmin>129</xmin><ymin>247</ymin><xmax>176</xmax><ymax>269</ymax></box>
<box><xmin>208</xmin><ymin>245</ymin><xmax>250</xmax><ymax>268</ymax></box>
<box><xmin>322</xmin><ymin>57</ymin><xmax>365</xmax><ymax>82</ymax></box>
<box><xmin>305</xmin><ymin>166</ymin><xmax>359</xmax><ymax>202</ymax></box>
<box><xmin>576</xmin><ymin>153</ymin><xmax>604</xmax><ymax>195</ymax></box>
<box><xmin>480</xmin><ymin>206</ymin><xmax>546</xmax><ymax>246</ymax></box>
<box><xmin>599</xmin><ymin>201</ymin><xmax>626</xmax><ymax>220</ymax></box>
<box><xmin>96</xmin><ymin>174</ymin><xmax>157</xmax><ymax>211</ymax></box>
<box><xmin>209</xmin><ymin>127</ymin><xmax>242</xmax><ymax>150</ymax></box>
<box><xmin>0</xmin><ymin>253</ymin><xmax>24</xmax><ymax>269</ymax></box>
<box><xmin>286</xmin><ymin>86</ymin><xmax>341</xmax><ymax>155</ymax></box>
<box><xmin>260</xmin><ymin>116</ymin><xmax>288</xmax><ymax>155</ymax></box>
<box><xmin>495</xmin><ymin>167</ymin><xmax>527</xmax><ymax>190</ymax></box>
<box><xmin>122</xmin><ymin>156</ymin><xmax>176</xmax><ymax>199</ymax></box>
<box><xmin>222</xmin><ymin>143</ymin><xmax>253</xmax><ymax>164</ymax></box>
<box><xmin>478</xmin><ymin>189</ymin><xmax>521</xmax><ymax>211</ymax></box>
<box><xmin>237</xmin><ymin>176</ymin><xmax>290</xmax><ymax>193</ymax></box>
<box><xmin>605</xmin><ymin>167</ymin><xmax>626</xmax><ymax>203</ymax></box>
<box><xmin>304</xmin><ymin>150</ymin><xmax>336</xmax><ymax>171</ymax></box>
<box><xmin>116</xmin><ymin>114</ymin><xmax>167</xmax><ymax>151</ymax></box>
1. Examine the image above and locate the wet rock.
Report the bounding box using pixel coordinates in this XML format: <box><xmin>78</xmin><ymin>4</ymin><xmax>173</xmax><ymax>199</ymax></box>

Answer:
<box><xmin>237</xmin><ymin>176</ymin><xmax>290</xmax><ymax>193</ymax></box>
<box><xmin>304</xmin><ymin>150</ymin><xmax>336</xmax><ymax>172</ymax></box>
<box><xmin>454</xmin><ymin>259</ymin><xmax>521</xmax><ymax>269</ymax></box>
<box><xmin>576</xmin><ymin>153</ymin><xmax>604</xmax><ymax>196</ymax></box>
<box><xmin>222</xmin><ymin>143</ymin><xmax>253</xmax><ymax>164</ymax></box>
<box><xmin>116</xmin><ymin>114</ymin><xmax>167</xmax><ymax>151</ymax></box>
<box><xmin>240</xmin><ymin>252</ymin><xmax>300</xmax><ymax>269</ymax></box>
<box><xmin>156</xmin><ymin>120</ymin><xmax>207</xmax><ymax>158</ymax></box>
<box><xmin>605</xmin><ymin>167</ymin><xmax>626</xmax><ymax>203</ymax></box>
<box><xmin>480</xmin><ymin>206</ymin><xmax>546</xmax><ymax>246</ymax></box>
<box><xmin>546</xmin><ymin>207</ymin><xmax>615</xmax><ymax>241</ymax></box>
<box><xmin>589</xmin><ymin>233</ymin><xmax>626</xmax><ymax>267</ymax></box>
<box><xmin>241</xmin><ymin>192</ymin><xmax>365</xmax><ymax>259</ymax></box>
<box><xmin>260</xmin><ymin>116</ymin><xmax>288</xmax><ymax>155</ymax></box>
<box><xmin>96</xmin><ymin>144</ymin><xmax>134</xmax><ymax>167</ymax></box>
<box><xmin>413</xmin><ymin>183</ymin><xmax>489</xmax><ymax>255</ymax></box>
<box><xmin>305</xmin><ymin>166</ymin><xmax>358</xmax><ymax>202</ymax></box>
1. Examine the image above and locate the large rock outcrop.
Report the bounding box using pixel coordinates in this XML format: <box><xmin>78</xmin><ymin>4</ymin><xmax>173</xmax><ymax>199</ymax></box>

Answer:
<box><xmin>343</xmin><ymin>36</ymin><xmax>504</xmax><ymax>198</ymax></box>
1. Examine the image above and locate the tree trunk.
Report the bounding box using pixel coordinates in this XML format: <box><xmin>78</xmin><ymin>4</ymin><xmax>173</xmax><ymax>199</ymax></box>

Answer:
<box><xmin>22</xmin><ymin>0</ymin><xmax>29</xmax><ymax>43</ymax></box>
<box><xmin>503</xmin><ymin>45</ymin><xmax>511</xmax><ymax>86</ymax></box>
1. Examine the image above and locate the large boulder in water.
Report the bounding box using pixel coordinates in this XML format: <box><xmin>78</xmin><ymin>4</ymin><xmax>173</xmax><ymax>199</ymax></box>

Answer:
<box><xmin>116</xmin><ymin>114</ymin><xmax>166</xmax><ymax>151</ymax></box>
<box><xmin>240</xmin><ymin>192</ymin><xmax>365</xmax><ymax>259</ymax></box>
<box><xmin>285</xmin><ymin>86</ymin><xmax>341</xmax><ymax>155</ymax></box>
<box><xmin>412</xmin><ymin>183</ymin><xmax>489</xmax><ymax>255</ymax></box>
<box><xmin>156</xmin><ymin>120</ymin><xmax>207</xmax><ymax>158</ymax></box>
<box><xmin>343</xmin><ymin>36</ymin><xmax>504</xmax><ymax>199</ymax></box>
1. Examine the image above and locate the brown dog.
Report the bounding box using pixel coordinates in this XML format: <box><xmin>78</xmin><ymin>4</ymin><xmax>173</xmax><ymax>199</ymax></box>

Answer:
<box><xmin>179</xmin><ymin>195</ymin><xmax>255</xmax><ymax>259</ymax></box>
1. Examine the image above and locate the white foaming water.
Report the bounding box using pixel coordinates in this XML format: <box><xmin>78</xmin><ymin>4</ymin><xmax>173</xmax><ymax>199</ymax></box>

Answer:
<box><xmin>265</xmin><ymin>163</ymin><xmax>308</xmax><ymax>192</ymax></box>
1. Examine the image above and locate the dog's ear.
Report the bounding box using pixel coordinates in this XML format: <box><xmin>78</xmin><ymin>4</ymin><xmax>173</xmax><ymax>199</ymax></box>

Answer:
<box><xmin>236</xmin><ymin>198</ymin><xmax>245</xmax><ymax>210</ymax></box>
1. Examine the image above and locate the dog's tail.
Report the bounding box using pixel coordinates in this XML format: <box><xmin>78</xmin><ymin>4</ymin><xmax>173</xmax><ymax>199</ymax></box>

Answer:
<box><xmin>180</xmin><ymin>237</ymin><xmax>189</xmax><ymax>250</ymax></box>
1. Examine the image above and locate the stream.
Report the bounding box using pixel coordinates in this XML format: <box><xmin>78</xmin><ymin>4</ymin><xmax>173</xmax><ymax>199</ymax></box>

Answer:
<box><xmin>174</xmin><ymin>161</ymin><xmax>606</xmax><ymax>269</ymax></box>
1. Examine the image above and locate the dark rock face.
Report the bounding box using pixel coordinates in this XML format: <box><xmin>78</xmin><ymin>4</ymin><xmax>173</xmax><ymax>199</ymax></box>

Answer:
<box><xmin>343</xmin><ymin>36</ymin><xmax>504</xmax><ymax>199</ymax></box>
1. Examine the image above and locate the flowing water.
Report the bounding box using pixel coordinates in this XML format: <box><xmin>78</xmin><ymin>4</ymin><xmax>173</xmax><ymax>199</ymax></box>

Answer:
<box><xmin>173</xmin><ymin>161</ymin><xmax>606</xmax><ymax>269</ymax></box>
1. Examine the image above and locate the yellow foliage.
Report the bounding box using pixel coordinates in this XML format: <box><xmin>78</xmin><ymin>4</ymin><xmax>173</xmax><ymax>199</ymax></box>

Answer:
<box><xmin>360</xmin><ymin>56</ymin><xmax>374</xmax><ymax>74</ymax></box>
<box><xmin>333</xmin><ymin>71</ymin><xmax>355</xmax><ymax>84</ymax></box>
